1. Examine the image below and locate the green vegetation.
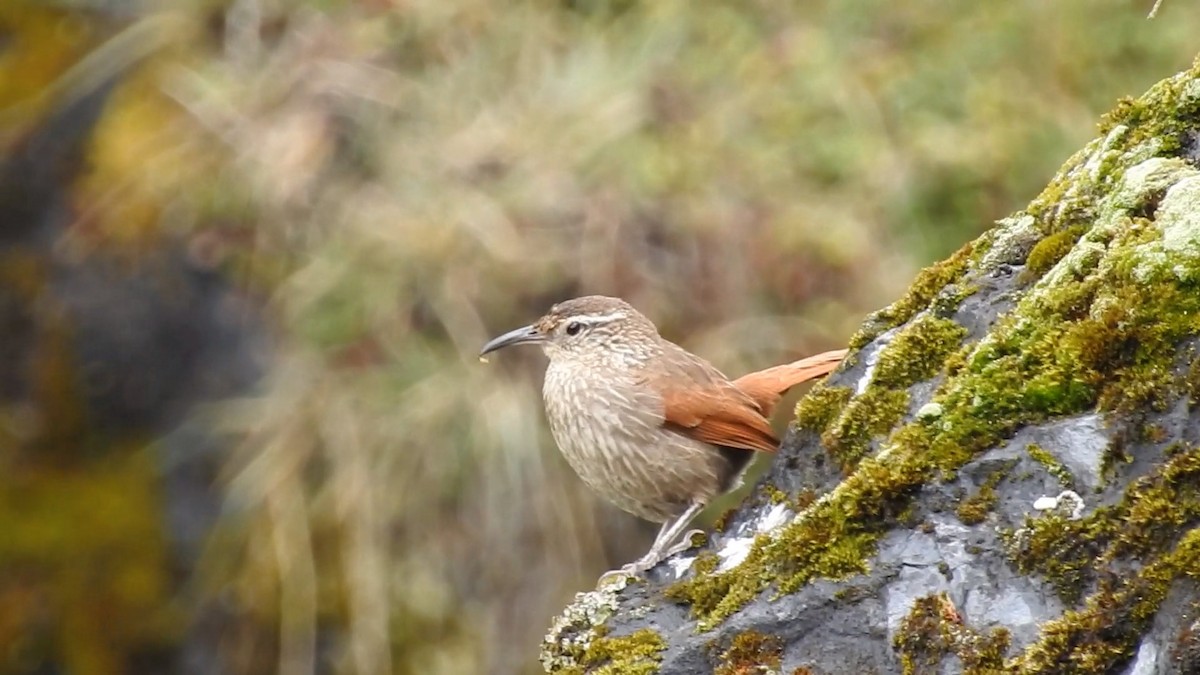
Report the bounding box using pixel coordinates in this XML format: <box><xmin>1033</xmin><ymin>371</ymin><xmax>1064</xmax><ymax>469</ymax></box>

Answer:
<box><xmin>956</xmin><ymin>482</ymin><xmax>998</xmax><ymax>526</ymax></box>
<box><xmin>1026</xmin><ymin>444</ymin><xmax>1075</xmax><ymax>489</ymax></box>
<box><xmin>893</xmin><ymin>592</ymin><xmax>1011</xmax><ymax>674</ymax></box>
<box><xmin>714</xmin><ymin>630</ymin><xmax>784</xmax><ymax>675</ymax></box>
<box><xmin>569</xmin><ymin>629</ymin><xmax>667</xmax><ymax>675</ymax></box>
<box><xmin>805</xmin><ymin>310</ymin><xmax>969</xmax><ymax>474</ymax></box>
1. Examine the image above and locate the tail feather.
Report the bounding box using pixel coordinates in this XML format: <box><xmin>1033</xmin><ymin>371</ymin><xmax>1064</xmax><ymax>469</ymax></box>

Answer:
<box><xmin>733</xmin><ymin>349</ymin><xmax>847</xmax><ymax>417</ymax></box>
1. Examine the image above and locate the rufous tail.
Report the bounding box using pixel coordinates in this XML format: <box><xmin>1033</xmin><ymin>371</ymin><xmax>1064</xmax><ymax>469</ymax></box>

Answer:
<box><xmin>733</xmin><ymin>349</ymin><xmax>848</xmax><ymax>417</ymax></box>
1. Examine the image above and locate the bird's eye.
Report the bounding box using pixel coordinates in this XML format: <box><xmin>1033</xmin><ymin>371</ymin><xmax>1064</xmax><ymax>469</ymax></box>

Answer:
<box><xmin>565</xmin><ymin>321</ymin><xmax>584</xmax><ymax>336</ymax></box>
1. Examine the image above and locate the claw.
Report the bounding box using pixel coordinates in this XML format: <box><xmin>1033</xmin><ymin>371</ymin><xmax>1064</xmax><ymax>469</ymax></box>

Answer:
<box><xmin>664</xmin><ymin>529</ymin><xmax>705</xmax><ymax>557</ymax></box>
<box><xmin>597</xmin><ymin>568</ymin><xmax>633</xmax><ymax>586</ymax></box>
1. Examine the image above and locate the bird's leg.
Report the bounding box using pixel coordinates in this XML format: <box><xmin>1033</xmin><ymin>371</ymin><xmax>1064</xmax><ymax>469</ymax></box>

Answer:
<box><xmin>619</xmin><ymin>502</ymin><xmax>705</xmax><ymax>575</ymax></box>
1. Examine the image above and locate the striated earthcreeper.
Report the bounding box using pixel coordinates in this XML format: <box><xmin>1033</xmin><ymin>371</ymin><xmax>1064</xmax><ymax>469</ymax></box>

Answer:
<box><xmin>481</xmin><ymin>295</ymin><xmax>845</xmax><ymax>575</ymax></box>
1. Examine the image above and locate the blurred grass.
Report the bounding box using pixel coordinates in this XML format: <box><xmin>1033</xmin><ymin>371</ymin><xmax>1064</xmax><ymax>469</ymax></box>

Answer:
<box><xmin>1</xmin><ymin>0</ymin><xmax>1197</xmax><ymax>673</ymax></box>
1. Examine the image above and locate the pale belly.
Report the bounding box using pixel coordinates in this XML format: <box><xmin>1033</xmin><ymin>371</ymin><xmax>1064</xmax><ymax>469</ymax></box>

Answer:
<box><xmin>542</xmin><ymin>365</ymin><xmax>732</xmax><ymax>522</ymax></box>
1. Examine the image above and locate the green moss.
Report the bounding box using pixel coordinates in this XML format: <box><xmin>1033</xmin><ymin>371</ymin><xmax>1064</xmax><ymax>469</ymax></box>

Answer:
<box><xmin>1005</xmin><ymin>444</ymin><xmax>1200</xmax><ymax>610</ymax></box>
<box><xmin>1026</xmin><ymin>59</ymin><xmax>1200</xmax><ymax>245</ymax></box>
<box><xmin>956</xmin><ymin>485</ymin><xmax>997</xmax><ymax>526</ymax></box>
<box><xmin>664</xmin><ymin>551</ymin><xmax>725</xmax><ymax>611</ymax></box>
<box><xmin>1020</xmin><ymin>224</ymin><xmax>1088</xmax><ymax>282</ymax></box>
<box><xmin>792</xmin><ymin>488</ymin><xmax>818</xmax><ymax>511</ymax></box>
<box><xmin>576</xmin><ymin>628</ymin><xmax>667</xmax><ymax>675</ymax></box>
<box><xmin>671</xmin><ymin>211</ymin><xmax>1200</xmax><ymax>627</ymax></box>
<box><xmin>1140</xmin><ymin>422</ymin><xmax>1168</xmax><ymax>444</ymax></box>
<box><xmin>892</xmin><ymin>592</ymin><xmax>1010</xmax><ymax>674</ymax></box>
<box><xmin>714</xmin><ymin>630</ymin><xmax>782</xmax><ymax>675</ymax></box>
<box><xmin>824</xmin><ymin>313</ymin><xmax>966</xmax><ymax>472</ymax></box>
<box><xmin>1002</xmin><ymin>511</ymin><xmax>1112</xmax><ymax>605</ymax></box>
<box><xmin>1008</xmin><ymin>526</ymin><xmax>1200</xmax><ymax>672</ymax></box>
<box><xmin>957</xmin><ymin>461</ymin><xmax>1015</xmax><ymax>526</ymax></box>
<box><xmin>1026</xmin><ymin>444</ymin><xmax>1074</xmax><ymax>489</ymax></box>
<box><xmin>712</xmin><ymin>509</ymin><xmax>735</xmax><ymax>533</ymax></box>
<box><xmin>1097</xmin><ymin>61</ymin><xmax>1200</xmax><ymax>156</ymax></box>
<box><xmin>872</xmin><ymin>316</ymin><xmax>968</xmax><ymax>390</ymax></box>
<box><xmin>795</xmin><ymin>384</ymin><xmax>853</xmax><ymax>433</ymax></box>
<box><xmin>821</xmin><ymin>388</ymin><xmax>910</xmax><ymax>471</ymax></box>
<box><xmin>848</xmin><ymin>242</ymin><xmax>975</xmax><ymax>350</ymax></box>
<box><xmin>763</xmin><ymin>484</ymin><xmax>789</xmax><ymax>505</ymax></box>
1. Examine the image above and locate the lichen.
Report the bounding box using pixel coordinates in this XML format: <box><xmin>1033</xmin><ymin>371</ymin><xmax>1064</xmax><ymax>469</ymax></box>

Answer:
<box><xmin>542</xmin><ymin>577</ymin><xmax>638</xmax><ymax>672</ymax></box>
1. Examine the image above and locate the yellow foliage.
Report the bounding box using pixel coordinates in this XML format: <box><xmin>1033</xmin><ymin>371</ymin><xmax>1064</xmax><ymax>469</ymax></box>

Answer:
<box><xmin>0</xmin><ymin>451</ymin><xmax>175</xmax><ymax>675</ymax></box>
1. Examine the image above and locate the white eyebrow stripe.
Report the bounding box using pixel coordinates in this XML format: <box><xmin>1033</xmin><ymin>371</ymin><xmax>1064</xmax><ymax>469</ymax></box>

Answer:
<box><xmin>572</xmin><ymin>311</ymin><xmax>627</xmax><ymax>325</ymax></box>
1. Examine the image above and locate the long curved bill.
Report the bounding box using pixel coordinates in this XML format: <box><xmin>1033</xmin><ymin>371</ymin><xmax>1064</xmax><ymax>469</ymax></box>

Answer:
<box><xmin>479</xmin><ymin>324</ymin><xmax>543</xmax><ymax>359</ymax></box>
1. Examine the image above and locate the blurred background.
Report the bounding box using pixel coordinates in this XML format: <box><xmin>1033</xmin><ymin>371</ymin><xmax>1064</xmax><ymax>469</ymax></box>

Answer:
<box><xmin>0</xmin><ymin>1</ymin><xmax>1195</xmax><ymax>673</ymax></box>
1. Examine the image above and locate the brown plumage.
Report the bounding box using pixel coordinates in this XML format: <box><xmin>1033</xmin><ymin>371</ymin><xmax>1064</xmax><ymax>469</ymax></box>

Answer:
<box><xmin>480</xmin><ymin>295</ymin><xmax>845</xmax><ymax>575</ymax></box>
<box><xmin>661</xmin><ymin>348</ymin><xmax>849</xmax><ymax>454</ymax></box>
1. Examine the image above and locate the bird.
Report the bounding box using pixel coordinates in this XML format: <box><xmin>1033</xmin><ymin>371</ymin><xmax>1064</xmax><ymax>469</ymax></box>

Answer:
<box><xmin>480</xmin><ymin>295</ymin><xmax>846</xmax><ymax>575</ymax></box>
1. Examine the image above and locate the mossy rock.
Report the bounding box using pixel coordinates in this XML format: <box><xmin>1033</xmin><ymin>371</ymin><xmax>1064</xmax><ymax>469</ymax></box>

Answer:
<box><xmin>542</xmin><ymin>56</ymin><xmax>1200</xmax><ymax>674</ymax></box>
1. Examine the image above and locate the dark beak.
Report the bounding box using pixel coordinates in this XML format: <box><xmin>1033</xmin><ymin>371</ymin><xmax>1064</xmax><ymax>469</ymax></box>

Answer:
<box><xmin>480</xmin><ymin>324</ymin><xmax>543</xmax><ymax>357</ymax></box>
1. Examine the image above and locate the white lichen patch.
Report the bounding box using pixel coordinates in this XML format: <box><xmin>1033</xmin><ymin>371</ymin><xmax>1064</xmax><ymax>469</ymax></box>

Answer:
<box><xmin>1032</xmin><ymin>490</ymin><xmax>1085</xmax><ymax>520</ymax></box>
<box><xmin>1110</xmin><ymin>157</ymin><xmax>1192</xmax><ymax>211</ymax></box>
<box><xmin>1157</xmin><ymin>174</ymin><xmax>1200</xmax><ymax>254</ymax></box>
<box><xmin>1034</xmin><ymin>157</ymin><xmax>1200</xmax><ymax>292</ymax></box>
<box><xmin>980</xmin><ymin>214</ymin><xmax>1039</xmax><ymax>269</ymax></box>
<box><xmin>1039</xmin><ymin>238</ymin><xmax>1107</xmax><ymax>290</ymax></box>
<box><xmin>1184</xmin><ymin>77</ymin><xmax>1200</xmax><ymax>103</ymax></box>
<box><xmin>718</xmin><ymin>536</ymin><xmax>755</xmax><ymax>571</ymax></box>
<box><xmin>1127</xmin><ymin>169</ymin><xmax>1200</xmax><ymax>283</ymax></box>
<box><xmin>1082</xmin><ymin>124</ymin><xmax>1130</xmax><ymax>183</ymax></box>
<box><xmin>916</xmin><ymin>402</ymin><xmax>944</xmax><ymax>420</ymax></box>
<box><xmin>540</xmin><ymin>576</ymin><xmax>627</xmax><ymax>672</ymax></box>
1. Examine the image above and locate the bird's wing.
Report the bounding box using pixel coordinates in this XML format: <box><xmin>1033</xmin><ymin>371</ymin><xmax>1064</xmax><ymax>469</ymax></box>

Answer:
<box><xmin>647</xmin><ymin>342</ymin><xmax>780</xmax><ymax>454</ymax></box>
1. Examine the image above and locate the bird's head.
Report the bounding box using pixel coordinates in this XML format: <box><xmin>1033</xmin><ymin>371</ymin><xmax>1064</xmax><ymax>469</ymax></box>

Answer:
<box><xmin>480</xmin><ymin>295</ymin><xmax>659</xmax><ymax>364</ymax></box>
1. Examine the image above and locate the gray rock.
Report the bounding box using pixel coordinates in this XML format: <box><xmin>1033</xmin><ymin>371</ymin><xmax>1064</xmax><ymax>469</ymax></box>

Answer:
<box><xmin>542</xmin><ymin>58</ymin><xmax>1200</xmax><ymax>675</ymax></box>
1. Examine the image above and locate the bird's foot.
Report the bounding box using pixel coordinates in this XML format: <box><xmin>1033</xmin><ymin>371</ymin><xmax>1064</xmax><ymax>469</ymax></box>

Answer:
<box><xmin>621</xmin><ymin>554</ymin><xmax>658</xmax><ymax>575</ymax></box>
<box><xmin>595</xmin><ymin>557</ymin><xmax>653</xmax><ymax>586</ymax></box>
<box><xmin>596</xmin><ymin>568</ymin><xmax>633</xmax><ymax>587</ymax></box>
<box><xmin>597</xmin><ymin>531</ymin><xmax>707</xmax><ymax>585</ymax></box>
<box><xmin>663</xmin><ymin>529</ymin><xmax>706</xmax><ymax>557</ymax></box>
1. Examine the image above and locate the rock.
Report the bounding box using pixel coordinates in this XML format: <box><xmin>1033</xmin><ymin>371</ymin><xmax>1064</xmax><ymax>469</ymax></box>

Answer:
<box><xmin>542</xmin><ymin>57</ymin><xmax>1200</xmax><ymax>675</ymax></box>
